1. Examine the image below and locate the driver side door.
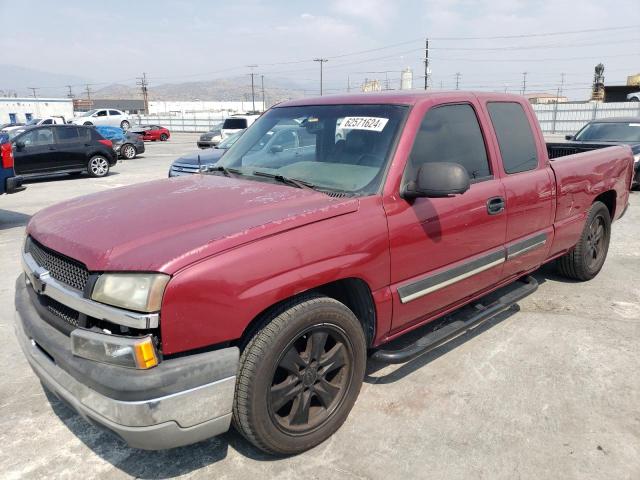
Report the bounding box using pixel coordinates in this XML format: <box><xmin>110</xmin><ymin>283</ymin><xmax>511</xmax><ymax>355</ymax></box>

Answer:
<box><xmin>385</xmin><ymin>101</ymin><xmax>507</xmax><ymax>332</ymax></box>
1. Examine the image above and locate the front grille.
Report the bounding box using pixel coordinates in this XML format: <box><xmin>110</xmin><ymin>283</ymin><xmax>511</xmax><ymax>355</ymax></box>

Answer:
<box><xmin>26</xmin><ymin>237</ymin><xmax>90</xmax><ymax>292</ymax></box>
<box><xmin>46</xmin><ymin>298</ymin><xmax>81</xmax><ymax>327</ymax></box>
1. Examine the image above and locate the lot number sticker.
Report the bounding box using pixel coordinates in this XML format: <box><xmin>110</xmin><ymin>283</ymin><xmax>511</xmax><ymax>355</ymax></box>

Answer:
<box><xmin>339</xmin><ymin>116</ymin><xmax>389</xmax><ymax>132</ymax></box>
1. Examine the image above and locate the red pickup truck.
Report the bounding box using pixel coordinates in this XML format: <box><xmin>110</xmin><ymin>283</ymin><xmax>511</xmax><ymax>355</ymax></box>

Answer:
<box><xmin>15</xmin><ymin>92</ymin><xmax>634</xmax><ymax>455</ymax></box>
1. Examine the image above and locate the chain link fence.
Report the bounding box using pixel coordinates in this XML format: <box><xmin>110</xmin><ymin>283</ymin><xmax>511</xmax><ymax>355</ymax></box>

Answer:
<box><xmin>533</xmin><ymin>101</ymin><xmax>640</xmax><ymax>134</ymax></box>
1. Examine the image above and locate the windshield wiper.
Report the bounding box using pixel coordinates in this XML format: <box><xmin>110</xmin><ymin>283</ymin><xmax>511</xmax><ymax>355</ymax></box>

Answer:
<box><xmin>208</xmin><ymin>165</ymin><xmax>243</xmax><ymax>177</ymax></box>
<box><xmin>251</xmin><ymin>171</ymin><xmax>318</xmax><ymax>191</ymax></box>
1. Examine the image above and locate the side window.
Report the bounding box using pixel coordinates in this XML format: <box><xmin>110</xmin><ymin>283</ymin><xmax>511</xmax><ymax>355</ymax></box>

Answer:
<box><xmin>487</xmin><ymin>102</ymin><xmax>538</xmax><ymax>174</ymax></box>
<box><xmin>96</xmin><ymin>110</ymin><xmax>108</xmax><ymax>117</ymax></box>
<box><xmin>55</xmin><ymin>127</ymin><xmax>81</xmax><ymax>143</ymax></box>
<box><xmin>109</xmin><ymin>110</ymin><xmax>120</xmax><ymax>116</ymax></box>
<box><xmin>298</xmin><ymin>128</ymin><xmax>316</xmax><ymax>147</ymax></box>
<box><xmin>41</xmin><ymin>119</ymin><xmax>53</xmax><ymax>125</ymax></box>
<box><xmin>407</xmin><ymin>103</ymin><xmax>491</xmax><ymax>181</ymax></box>
<box><xmin>20</xmin><ymin>128</ymin><xmax>54</xmax><ymax>146</ymax></box>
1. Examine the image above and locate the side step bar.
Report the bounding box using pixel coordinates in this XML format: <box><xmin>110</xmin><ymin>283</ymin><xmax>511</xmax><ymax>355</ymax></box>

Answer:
<box><xmin>372</xmin><ymin>276</ymin><xmax>538</xmax><ymax>364</ymax></box>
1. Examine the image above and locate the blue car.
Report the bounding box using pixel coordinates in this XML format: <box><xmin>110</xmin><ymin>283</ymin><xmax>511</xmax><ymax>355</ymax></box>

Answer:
<box><xmin>95</xmin><ymin>126</ymin><xmax>145</xmax><ymax>159</ymax></box>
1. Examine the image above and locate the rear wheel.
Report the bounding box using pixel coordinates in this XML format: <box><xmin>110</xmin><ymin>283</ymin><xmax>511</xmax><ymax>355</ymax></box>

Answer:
<box><xmin>120</xmin><ymin>120</ymin><xmax>130</xmax><ymax>130</ymax></box>
<box><xmin>557</xmin><ymin>201</ymin><xmax>611</xmax><ymax>281</ymax></box>
<box><xmin>160</xmin><ymin>133</ymin><xmax>169</xmax><ymax>141</ymax></box>
<box><xmin>121</xmin><ymin>144</ymin><xmax>136</xmax><ymax>159</ymax></box>
<box><xmin>83</xmin><ymin>121</ymin><xmax>93</xmax><ymax>126</ymax></box>
<box><xmin>233</xmin><ymin>295</ymin><xmax>366</xmax><ymax>455</ymax></box>
<box><xmin>87</xmin><ymin>155</ymin><xmax>110</xmax><ymax>177</ymax></box>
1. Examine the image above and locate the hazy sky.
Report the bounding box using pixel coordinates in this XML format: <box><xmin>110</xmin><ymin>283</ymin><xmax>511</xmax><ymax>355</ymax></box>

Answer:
<box><xmin>1</xmin><ymin>0</ymin><xmax>639</xmax><ymax>99</ymax></box>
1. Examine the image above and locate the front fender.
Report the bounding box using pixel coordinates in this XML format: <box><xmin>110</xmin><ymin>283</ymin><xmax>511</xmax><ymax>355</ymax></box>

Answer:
<box><xmin>159</xmin><ymin>197</ymin><xmax>390</xmax><ymax>355</ymax></box>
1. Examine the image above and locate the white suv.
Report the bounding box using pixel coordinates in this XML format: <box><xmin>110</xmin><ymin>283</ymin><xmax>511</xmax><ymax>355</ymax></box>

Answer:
<box><xmin>220</xmin><ymin>114</ymin><xmax>260</xmax><ymax>139</ymax></box>
<box><xmin>69</xmin><ymin>109</ymin><xmax>131</xmax><ymax>130</ymax></box>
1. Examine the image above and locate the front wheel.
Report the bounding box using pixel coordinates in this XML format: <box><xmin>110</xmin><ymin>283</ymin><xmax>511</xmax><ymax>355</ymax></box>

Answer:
<box><xmin>120</xmin><ymin>120</ymin><xmax>130</xmax><ymax>130</ymax></box>
<box><xmin>233</xmin><ymin>295</ymin><xmax>366</xmax><ymax>456</ymax></box>
<box><xmin>121</xmin><ymin>144</ymin><xmax>136</xmax><ymax>159</ymax></box>
<box><xmin>83</xmin><ymin>121</ymin><xmax>93</xmax><ymax>126</ymax></box>
<box><xmin>87</xmin><ymin>155</ymin><xmax>110</xmax><ymax>177</ymax></box>
<box><xmin>557</xmin><ymin>201</ymin><xmax>611</xmax><ymax>281</ymax></box>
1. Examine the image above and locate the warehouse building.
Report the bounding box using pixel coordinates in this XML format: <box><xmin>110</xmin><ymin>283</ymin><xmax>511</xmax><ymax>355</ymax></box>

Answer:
<box><xmin>0</xmin><ymin>97</ymin><xmax>74</xmax><ymax>124</ymax></box>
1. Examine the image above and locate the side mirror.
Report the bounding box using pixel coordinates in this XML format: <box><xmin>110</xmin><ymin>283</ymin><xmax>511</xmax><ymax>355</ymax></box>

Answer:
<box><xmin>270</xmin><ymin>144</ymin><xmax>284</xmax><ymax>154</ymax></box>
<box><xmin>402</xmin><ymin>162</ymin><xmax>470</xmax><ymax>199</ymax></box>
<box><xmin>565</xmin><ymin>134</ymin><xmax>573</xmax><ymax>141</ymax></box>
<box><xmin>14</xmin><ymin>141</ymin><xmax>25</xmax><ymax>151</ymax></box>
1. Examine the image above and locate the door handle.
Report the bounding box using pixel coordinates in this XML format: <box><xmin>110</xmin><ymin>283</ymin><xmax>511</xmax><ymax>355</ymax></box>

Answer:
<box><xmin>487</xmin><ymin>196</ymin><xmax>505</xmax><ymax>215</ymax></box>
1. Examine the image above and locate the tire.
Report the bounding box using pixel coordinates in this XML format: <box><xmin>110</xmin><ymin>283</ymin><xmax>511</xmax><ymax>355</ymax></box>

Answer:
<box><xmin>120</xmin><ymin>120</ymin><xmax>130</xmax><ymax>130</ymax></box>
<box><xmin>160</xmin><ymin>133</ymin><xmax>169</xmax><ymax>141</ymax></box>
<box><xmin>83</xmin><ymin>121</ymin><xmax>93</xmax><ymax>126</ymax></box>
<box><xmin>121</xmin><ymin>144</ymin><xmax>136</xmax><ymax>159</ymax></box>
<box><xmin>233</xmin><ymin>294</ymin><xmax>366</xmax><ymax>456</ymax></box>
<box><xmin>557</xmin><ymin>201</ymin><xmax>611</xmax><ymax>281</ymax></box>
<box><xmin>87</xmin><ymin>155</ymin><xmax>110</xmax><ymax>178</ymax></box>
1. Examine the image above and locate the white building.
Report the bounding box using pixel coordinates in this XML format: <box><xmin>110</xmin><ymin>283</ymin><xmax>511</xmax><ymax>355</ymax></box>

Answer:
<box><xmin>148</xmin><ymin>100</ymin><xmax>264</xmax><ymax>115</ymax></box>
<box><xmin>0</xmin><ymin>97</ymin><xmax>74</xmax><ymax>124</ymax></box>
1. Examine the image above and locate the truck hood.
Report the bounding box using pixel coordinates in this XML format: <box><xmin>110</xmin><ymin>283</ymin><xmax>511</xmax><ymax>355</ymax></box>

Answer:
<box><xmin>27</xmin><ymin>175</ymin><xmax>359</xmax><ymax>273</ymax></box>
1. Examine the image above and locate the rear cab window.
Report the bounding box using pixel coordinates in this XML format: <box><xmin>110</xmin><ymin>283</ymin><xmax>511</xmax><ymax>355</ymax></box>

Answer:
<box><xmin>487</xmin><ymin>102</ymin><xmax>539</xmax><ymax>174</ymax></box>
<box><xmin>405</xmin><ymin>103</ymin><xmax>492</xmax><ymax>184</ymax></box>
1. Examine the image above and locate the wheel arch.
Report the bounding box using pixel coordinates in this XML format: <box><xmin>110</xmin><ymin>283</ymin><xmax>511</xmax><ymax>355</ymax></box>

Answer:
<box><xmin>237</xmin><ymin>277</ymin><xmax>377</xmax><ymax>349</ymax></box>
<box><xmin>593</xmin><ymin>190</ymin><xmax>616</xmax><ymax>219</ymax></box>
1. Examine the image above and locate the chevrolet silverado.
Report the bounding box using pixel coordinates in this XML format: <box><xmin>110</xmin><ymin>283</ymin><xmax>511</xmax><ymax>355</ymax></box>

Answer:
<box><xmin>14</xmin><ymin>92</ymin><xmax>634</xmax><ymax>455</ymax></box>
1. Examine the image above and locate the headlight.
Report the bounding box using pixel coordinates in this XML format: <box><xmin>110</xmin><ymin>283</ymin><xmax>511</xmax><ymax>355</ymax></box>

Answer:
<box><xmin>71</xmin><ymin>329</ymin><xmax>159</xmax><ymax>369</ymax></box>
<box><xmin>91</xmin><ymin>273</ymin><xmax>169</xmax><ymax>312</ymax></box>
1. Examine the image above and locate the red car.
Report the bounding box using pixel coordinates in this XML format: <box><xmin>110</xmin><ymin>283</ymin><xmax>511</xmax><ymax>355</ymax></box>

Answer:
<box><xmin>15</xmin><ymin>92</ymin><xmax>634</xmax><ymax>455</ymax></box>
<box><xmin>132</xmin><ymin>124</ymin><xmax>170</xmax><ymax>141</ymax></box>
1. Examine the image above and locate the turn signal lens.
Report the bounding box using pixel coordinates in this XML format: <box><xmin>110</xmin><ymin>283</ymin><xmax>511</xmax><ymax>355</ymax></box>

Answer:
<box><xmin>71</xmin><ymin>329</ymin><xmax>159</xmax><ymax>369</ymax></box>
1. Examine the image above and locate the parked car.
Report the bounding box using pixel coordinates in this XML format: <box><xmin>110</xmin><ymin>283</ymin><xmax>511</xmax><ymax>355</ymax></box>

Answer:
<box><xmin>0</xmin><ymin>133</ymin><xmax>24</xmax><ymax>195</ymax></box>
<box><xmin>3</xmin><ymin>117</ymin><xmax>66</xmax><ymax>132</ymax></box>
<box><xmin>68</xmin><ymin>109</ymin><xmax>131</xmax><ymax>130</ymax></box>
<box><xmin>197</xmin><ymin>122</ymin><xmax>224</xmax><ymax>148</ymax></box>
<box><xmin>0</xmin><ymin>122</ymin><xmax>24</xmax><ymax>132</ymax></box>
<box><xmin>95</xmin><ymin>126</ymin><xmax>145</xmax><ymax>159</ymax></box>
<box><xmin>220</xmin><ymin>114</ymin><xmax>260</xmax><ymax>139</ymax></box>
<box><xmin>14</xmin><ymin>92</ymin><xmax>633</xmax><ymax>455</ymax></box>
<box><xmin>169</xmin><ymin>131</ymin><xmax>242</xmax><ymax>176</ymax></box>
<box><xmin>557</xmin><ymin>117</ymin><xmax>640</xmax><ymax>188</ymax></box>
<box><xmin>131</xmin><ymin>125</ymin><xmax>170</xmax><ymax>141</ymax></box>
<box><xmin>627</xmin><ymin>92</ymin><xmax>640</xmax><ymax>102</ymax></box>
<box><xmin>10</xmin><ymin>125</ymin><xmax>116</xmax><ymax>178</ymax></box>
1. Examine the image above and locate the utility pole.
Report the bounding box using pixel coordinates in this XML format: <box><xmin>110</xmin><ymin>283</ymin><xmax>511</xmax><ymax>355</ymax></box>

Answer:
<box><xmin>260</xmin><ymin>74</ymin><xmax>265</xmax><ymax>111</ymax></box>
<box><xmin>440</xmin><ymin>80</ymin><xmax>443</xmax><ymax>89</ymax></box>
<box><xmin>455</xmin><ymin>72</ymin><xmax>461</xmax><ymax>90</ymax></box>
<box><xmin>247</xmin><ymin>65</ymin><xmax>257</xmax><ymax>112</ymax></box>
<box><xmin>521</xmin><ymin>72</ymin><xmax>528</xmax><ymax>95</ymax></box>
<box><xmin>347</xmin><ymin>75</ymin><xmax>351</xmax><ymax>93</ymax></box>
<box><xmin>136</xmin><ymin>73</ymin><xmax>149</xmax><ymax>114</ymax></box>
<box><xmin>65</xmin><ymin>85</ymin><xmax>74</xmax><ymax>98</ymax></box>
<box><xmin>558</xmin><ymin>72</ymin><xmax>565</xmax><ymax>99</ymax></box>
<box><xmin>424</xmin><ymin>38</ymin><xmax>429</xmax><ymax>90</ymax></box>
<box><xmin>28</xmin><ymin>87</ymin><xmax>38</xmax><ymax>99</ymax></box>
<box><xmin>314</xmin><ymin>58</ymin><xmax>328</xmax><ymax>96</ymax></box>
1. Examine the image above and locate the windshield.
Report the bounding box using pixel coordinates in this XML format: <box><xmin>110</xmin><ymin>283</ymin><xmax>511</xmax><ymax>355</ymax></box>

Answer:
<box><xmin>217</xmin><ymin>131</ymin><xmax>243</xmax><ymax>149</ymax></box>
<box><xmin>219</xmin><ymin>104</ymin><xmax>407</xmax><ymax>195</ymax></box>
<box><xmin>81</xmin><ymin>109</ymin><xmax>97</xmax><ymax>117</ymax></box>
<box><xmin>574</xmin><ymin>122</ymin><xmax>640</xmax><ymax>142</ymax></box>
<box><xmin>25</xmin><ymin>118</ymin><xmax>41</xmax><ymax>126</ymax></box>
<box><xmin>222</xmin><ymin>118</ymin><xmax>248</xmax><ymax>129</ymax></box>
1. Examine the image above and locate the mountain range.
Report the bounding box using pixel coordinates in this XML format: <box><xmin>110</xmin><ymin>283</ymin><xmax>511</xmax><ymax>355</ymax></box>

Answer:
<box><xmin>0</xmin><ymin>65</ymin><xmax>307</xmax><ymax>103</ymax></box>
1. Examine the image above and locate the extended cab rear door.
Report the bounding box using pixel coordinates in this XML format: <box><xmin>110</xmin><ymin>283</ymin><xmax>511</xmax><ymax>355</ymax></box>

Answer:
<box><xmin>479</xmin><ymin>97</ymin><xmax>555</xmax><ymax>278</ymax></box>
<box><xmin>384</xmin><ymin>96</ymin><xmax>507</xmax><ymax>332</ymax></box>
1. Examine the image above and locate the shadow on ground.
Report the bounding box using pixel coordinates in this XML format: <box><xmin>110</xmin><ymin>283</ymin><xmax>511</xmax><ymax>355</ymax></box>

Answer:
<box><xmin>0</xmin><ymin>209</ymin><xmax>31</xmax><ymax>230</ymax></box>
<box><xmin>22</xmin><ymin>171</ymin><xmax>120</xmax><ymax>184</ymax></box>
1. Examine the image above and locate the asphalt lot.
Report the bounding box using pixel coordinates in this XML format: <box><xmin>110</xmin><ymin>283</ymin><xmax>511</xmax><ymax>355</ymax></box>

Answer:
<box><xmin>0</xmin><ymin>133</ymin><xmax>639</xmax><ymax>479</ymax></box>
